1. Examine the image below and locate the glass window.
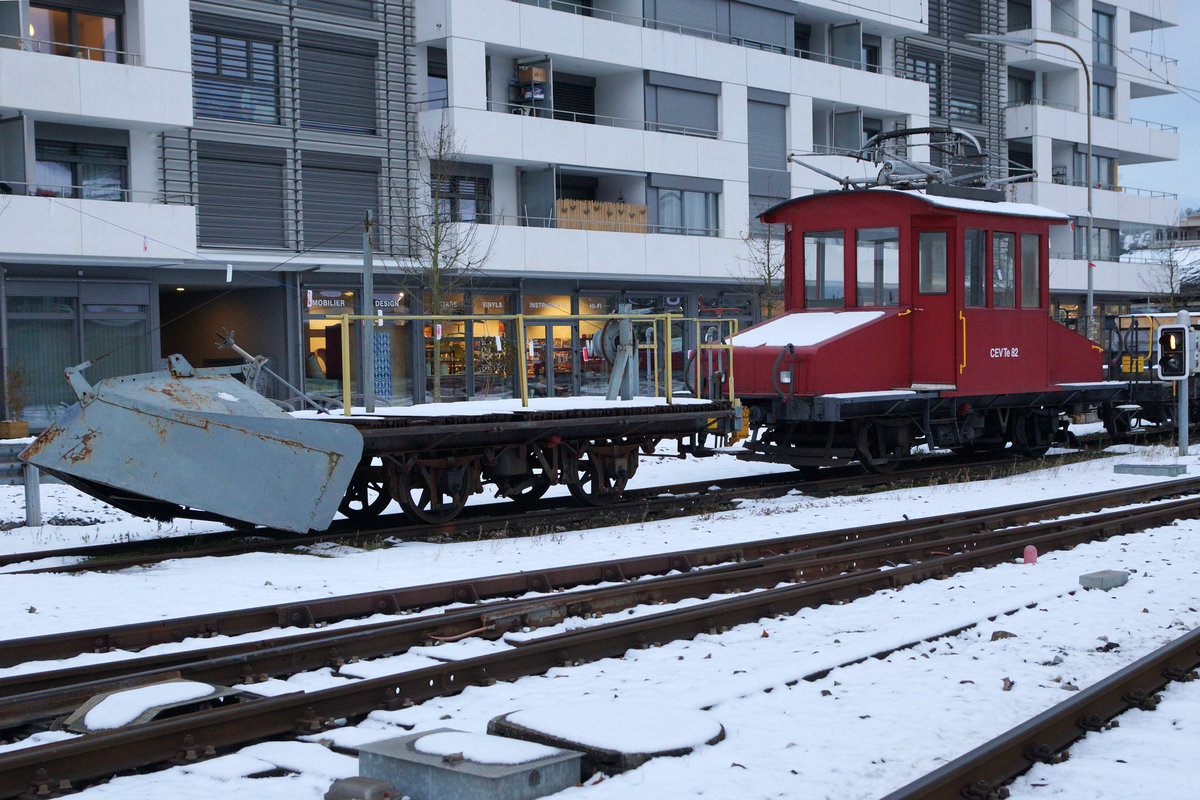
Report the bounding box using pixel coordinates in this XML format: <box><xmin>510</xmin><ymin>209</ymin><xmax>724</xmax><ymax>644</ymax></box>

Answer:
<box><xmin>657</xmin><ymin>189</ymin><xmax>718</xmax><ymax>236</ymax></box>
<box><xmin>1007</xmin><ymin>73</ymin><xmax>1033</xmax><ymax>106</ymax></box>
<box><xmin>993</xmin><ymin>233</ymin><xmax>1016</xmax><ymax>307</ymax></box>
<box><xmin>804</xmin><ymin>231</ymin><xmax>844</xmax><ymax>307</ymax></box>
<box><xmin>471</xmin><ymin>294</ymin><xmax>512</xmax><ymax>399</ymax></box>
<box><xmin>905</xmin><ymin>53</ymin><xmax>943</xmax><ymax>117</ymax></box>
<box><xmin>35</xmin><ymin>140</ymin><xmax>127</xmax><ymax>201</ymax></box>
<box><xmin>29</xmin><ymin>4</ymin><xmax>120</xmax><ymax>62</ymax></box>
<box><xmin>1007</xmin><ymin>0</ymin><xmax>1032</xmax><ymax>31</ymax></box>
<box><xmin>1093</xmin><ymin>11</ymin><xmax>1114</xmax><ymax>67</ymax></box>
<box><xmin>862</xmin><ymin>36</ymin><xmax>881</xmax><ymax>73</ymax></box>
<box><xmin>434</xmin><ymin>173</ymin><xmax>491</xmax><ymax>223</ymax></box>
<box><xmin>1076</xmin><ymin>152</ymin><xmax>1117</xmax><ymax>189</ymax></box>
<box><xmin>194</xmin><ymin>31</ymin><xmax>279</xmax><ymax>124</ymax></box>
<box><xmin>855</xmin><ymin>227</ymin><xmax>900</xmax><ymax>306</ymax></box>
<box><xmin>964</xmin><ymin>229</ymin><xmax>986</xmax><ymax>306</ymax></box>
<box><xmin>1020</xmin><ymin>233</ymin><xmax>1041</xmax><ymax>307</ymax></box>
<box><xmin>1092</xmin><ymin>83</ymin><xmax>1114</xmax><ymax>119</ymax></box>
<box><xmin>918</xmin><ymin>231</ymin><xmax>947</xmax><ymax>294</ymax></box>
<box><xmin>1075</xmin><ymin>224</ymin><xmax>1120</xmax><ymax>261</ymax></box>
<box><xmin>426</xmin><ymin>47</ymin><xmax>448</xmax><ymax>110</ymax></box>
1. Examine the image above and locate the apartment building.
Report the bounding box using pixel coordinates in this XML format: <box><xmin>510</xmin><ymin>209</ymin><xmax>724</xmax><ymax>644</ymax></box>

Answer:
<box><xmin>995</xmin><ymin>0</ymin><xmax>1179</xmax><ymax>328</ymax></box>
<box><xmin>0</xmin><ymin>0</ymin><xmax>1180</xmax><ymax>426</ymax></box>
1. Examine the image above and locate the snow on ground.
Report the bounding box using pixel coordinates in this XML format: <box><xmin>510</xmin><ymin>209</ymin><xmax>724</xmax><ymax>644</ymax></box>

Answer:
<box><xmin>1</xmin><ymin>440</ymin><xmax>1199</xmax><ymax>798</ymax></box>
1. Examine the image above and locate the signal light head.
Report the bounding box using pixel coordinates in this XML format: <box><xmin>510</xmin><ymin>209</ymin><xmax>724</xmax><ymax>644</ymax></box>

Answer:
<box><xmin>1157</xmin><ymin>324</ymin><xmax>1191</xmax><ymax>380</ymax></box>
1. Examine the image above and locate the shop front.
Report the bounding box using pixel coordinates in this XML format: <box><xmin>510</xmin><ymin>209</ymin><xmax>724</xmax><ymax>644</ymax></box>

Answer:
<box><xmin>5</xmin><ymin>277</ymin><xmax>153</xmax><ymax>428</ymax></box>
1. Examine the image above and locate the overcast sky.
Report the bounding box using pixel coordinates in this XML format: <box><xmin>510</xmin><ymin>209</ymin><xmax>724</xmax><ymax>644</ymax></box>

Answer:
<box><xmin>1118</xmin><ymin>19</ymin><xmax>1199</xmax><ymax>215</ymax></box>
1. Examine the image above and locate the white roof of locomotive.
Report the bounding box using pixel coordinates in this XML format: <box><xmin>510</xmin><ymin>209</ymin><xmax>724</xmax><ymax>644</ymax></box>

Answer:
<box><xmin>730</xmin><ymin>310</ymin><xmax>885</xmax><ymax>348</ymax></box>
<box><xmin>878</xmin><ymin>188</ymin><xmax>1070</xmax><ymax>220</ymax></box>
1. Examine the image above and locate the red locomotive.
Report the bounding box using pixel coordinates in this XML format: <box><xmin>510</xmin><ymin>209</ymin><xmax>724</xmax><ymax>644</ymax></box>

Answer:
<box><xmin>728</xmin><ymin>187</ymin><xmax>1132</xmax><ymax>471</ymax></box>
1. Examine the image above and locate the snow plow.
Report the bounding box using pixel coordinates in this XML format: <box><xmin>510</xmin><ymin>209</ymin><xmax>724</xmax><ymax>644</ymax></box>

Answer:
<box><xmin>19</xmin><ymin>355</ymin><xmax>363</xmax><ymax>533</ymax></box>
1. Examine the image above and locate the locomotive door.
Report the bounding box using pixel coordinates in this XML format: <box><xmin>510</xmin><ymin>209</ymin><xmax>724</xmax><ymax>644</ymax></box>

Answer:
<box><xmin>910</xmin><ymin>228</ymin><xmax>958</xmax><ymax>387</ymax></box>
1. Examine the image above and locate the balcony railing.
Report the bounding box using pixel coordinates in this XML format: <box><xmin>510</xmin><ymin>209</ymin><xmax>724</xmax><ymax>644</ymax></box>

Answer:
<box><xmin>485</xmin><ymin>209</ymin><xmax>719</xmax><ymax>237</ymax></box>
<box><xmin>0</xmin><ymin>179</ymin><xmax>153</xmax><ymax>203</ymax></box>
<box><xmin>1005</xmin><ymin>97</ymin><xmax>1077</xmax><ymax>112</ymax></box>
<box><xmin>508</xmin><ymin>0</ymin><xmax>897</xmax><ymax>77</ymax></box>
<box><xmin>1044</xmin><ymin>178</ymin><xmax>1177</xmax><ymax>199</ymax></box>
<box><xmin>1006</xmin><ymin>100</ymin><xmax>1180</xmax><ymax>133</ymax></box>
<box><xmin>1132</xmin><ymin>117</ymin><xmax>1178</xmax><ymax>132</ymax></box>
<box><xmin>0</xmin><ymin>33</ymin><xmax>139</xmax><ymax>65</ymax></box>
<box><xmin>1129</xmin><ymin>47</ymin><xmax>1178</xmax><ymax>65</ymax></box>
<box><xmin>482</xmin><ymin>100</ymin><xmax>719</xmax><ymax>139</ymax></box>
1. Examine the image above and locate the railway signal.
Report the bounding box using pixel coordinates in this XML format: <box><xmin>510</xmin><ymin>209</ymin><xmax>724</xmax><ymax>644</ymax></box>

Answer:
<box><xmin>1156</xmin><ymin>324</ymin><xmax>1190</xmax><ymax>380</ymax></box>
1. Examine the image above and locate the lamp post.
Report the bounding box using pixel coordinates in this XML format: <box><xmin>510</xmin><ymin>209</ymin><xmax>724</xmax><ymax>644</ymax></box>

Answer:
<box><xmin>967</xmin><ymin>32</ymin><xmax>1093</xmax><ymax>339</ymax></box>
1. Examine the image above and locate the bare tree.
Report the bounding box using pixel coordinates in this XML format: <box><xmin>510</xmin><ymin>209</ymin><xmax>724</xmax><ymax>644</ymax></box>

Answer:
<box><xmin>1140</xmin><ymin>213</ymin><xmax>1200</xmax><ymax>312</ymax></box>
<box><xmin>389</xmin><ymin>114</ymin><xmax>497</xmax><ymax>402</ymax></box>
<box><xmin>734</xmin><ymin>223</ymin><xmax>786</xmax><ymax>320</ymax></box>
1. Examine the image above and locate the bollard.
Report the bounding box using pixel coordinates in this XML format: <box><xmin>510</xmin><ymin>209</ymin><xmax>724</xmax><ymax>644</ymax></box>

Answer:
<box><xmin>1023</xmin><ymin>545</ymin><xmax>1037</xmax><ymax>564</ymax></box>
<box><xmin>24</xmin><ymin>463</ymin><xmax>41</xmax><ymax>527</ymax></box>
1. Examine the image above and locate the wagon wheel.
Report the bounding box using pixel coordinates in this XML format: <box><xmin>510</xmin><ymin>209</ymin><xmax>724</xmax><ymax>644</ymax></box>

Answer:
<box><xmin>392</xmin><ymin>462</ymin><xmax>474</xmax><ymax>524</ymax></box>
<box><xmin>564</xmin><ymin>447</ymin><xmax>632</xmax><ymax>506</ymax></box>
<box><xmin>1102</xmin><ymin>405</ymin><xmax>1138</xmax><ymax>442</ymax></box>
<box><xmin>338</xmin><ymin>465</ymin><xmax>392</xmax><ymax>520</ymax></box>
<box><xmin>504</xmin><ymin>466</ymin><xmax>552</xmax><ymax>506</ymax></box>
<box><xmin>855</xmin><ymin>421</ymin><xmax>906</xmax><ymax>474</ymax></box>
<box><xmin>1011</xmin><ymin>411</ymin><xmax>1056</xmax><ymax>458</ymax></box>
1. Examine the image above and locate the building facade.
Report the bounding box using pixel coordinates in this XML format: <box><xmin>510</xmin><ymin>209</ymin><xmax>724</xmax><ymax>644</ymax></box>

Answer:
<box><xmin>0</xmin><ymin>0</ymin><xmax>1180</xmax><ymax>427</ymax></box>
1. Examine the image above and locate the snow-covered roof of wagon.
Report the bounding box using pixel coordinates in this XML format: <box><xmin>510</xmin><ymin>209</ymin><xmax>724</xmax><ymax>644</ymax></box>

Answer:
<box><xmin>290</xmin><ymin>395</ymin><xmax>715</xmax><ymax>419</ymax></box>
<box><xmin>763</xmin><ymin>188</ymin><xmax>1069</xmax><ymax>221</ymax></box>
<box><xmin>730</xmin><ymin>310</ymin><xmax>885</xmax><ymax>348</ymax></box>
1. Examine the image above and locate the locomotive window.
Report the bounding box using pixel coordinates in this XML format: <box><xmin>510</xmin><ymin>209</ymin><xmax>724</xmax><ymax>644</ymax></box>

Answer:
<box><xmin>804</xmin><ymin>231</ymin><xmax>844</xmax><ymax>308</ymax></box>
<box><xmin>918</xmin><ymin>231</ymin><xmax>947</xmax><ymax>294</ymax></box>
<box><xmin>855</xmin><ymin>227</ymin><xmax>900</xmax><ymax>306</ymax></box>
<box><xmin>964</xmin><ymin>229</ymin><xmax>986</xmax><ymax>306</ymax></box>
<box><xmin>993</xmin><ymin>233</ymin><xmax>1016</xmax><ymax>307</ymax></box>
<box><xmin>1020</xmin><ymin>234</ymin><xmax>1041</xmax><ymax>307</ymax></box>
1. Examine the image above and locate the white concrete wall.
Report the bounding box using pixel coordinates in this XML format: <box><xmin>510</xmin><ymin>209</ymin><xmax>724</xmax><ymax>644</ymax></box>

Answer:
<box><xmin>0</xmin><ymin>195</ymin><xmax>196</xmax><ymax>261</ymax></box>
<box><xmin>476</xmin><ymin>222</ymin><xmax>746</xmax><ymax>281</ymax></box>
<box><xmin>132</xmin><ymin>0</ymin><xmax>191</xmax><ymax>73</ymax></box>
<box><xmin>0</xmin><ymin>49</ymin><xmax>191</xmax><ymax>130</ymax></box>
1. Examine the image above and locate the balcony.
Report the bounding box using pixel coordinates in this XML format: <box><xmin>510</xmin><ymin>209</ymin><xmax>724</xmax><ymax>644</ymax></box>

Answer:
<box><xmin>1004</xmin><ymin>102</ymin><xmax>1178</xmax><ymax>165</ymax></box>
<box><xmin>0</xmin><ymin>192</ymin><xmax>197</xmax><ymax>262</ymax></box>
<box><xmin>0</xmin><ymin>39</ymin><xmax>192</xmax><ymax>129</ymax></box>
<box><xmin>1124</xmin><ymin>47</ymin><xmax>1179</xmax><ymax>99</ymax></box>
<box><xmin>1011</xmin><ymin>180</ymin><xmax>1177</xmax><ymax>229</ymax></box>
<box><xmin>480</xmin><ymin>218</ymin><xmax>743</xmax><ymax>281</ymax></box>
<box><xmin>486</xmin><ymin>99</ymin><xmax>717</xmax><ymax>139</ymax></box>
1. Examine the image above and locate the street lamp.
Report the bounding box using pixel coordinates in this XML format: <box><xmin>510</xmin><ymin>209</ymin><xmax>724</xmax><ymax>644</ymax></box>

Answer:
<box><xmin>966</xmin><ymin>32</ymin><xmax>1094</xmax><ymax>339</ymax></box>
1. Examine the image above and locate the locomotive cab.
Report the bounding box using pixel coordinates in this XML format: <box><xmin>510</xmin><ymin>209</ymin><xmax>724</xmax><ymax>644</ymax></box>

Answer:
<box><xmin>730</xmin><ymin>188</ymin><xmax>1113</xmax><ymax>470</ymax></box>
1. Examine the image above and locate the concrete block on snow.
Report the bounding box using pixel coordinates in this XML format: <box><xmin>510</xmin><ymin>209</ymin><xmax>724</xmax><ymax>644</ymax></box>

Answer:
<box><xmin>1113</xmin><ymin>463</ymin><xmax>1187</xmax><ymax>477</ymax></box>
<box><xmin>1080</xmin><ymin>570</ymin><xmax>1129</xmax><ymax>591</ymax></box>
<box><xmin>357</xmin><ymin>728</ymin><xmax>582</xmax><ymax>800</ymax></box>
<box><xmin>325</xmin><ymin>776</ymin><xmax>398</xmax><ymax>800</ymax></box>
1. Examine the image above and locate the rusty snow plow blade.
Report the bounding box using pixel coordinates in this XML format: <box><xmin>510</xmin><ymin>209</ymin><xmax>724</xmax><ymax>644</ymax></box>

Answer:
<box><xmin>19</xmin><ymin>355</ymin><xmax>363</xmax><ymax>533</ymax></box>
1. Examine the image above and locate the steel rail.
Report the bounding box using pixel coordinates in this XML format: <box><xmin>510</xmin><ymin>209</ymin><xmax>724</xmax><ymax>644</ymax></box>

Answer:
<box><xmin>879</xmin><ymin>625</ymin><xmax>1200</xmax><ymax>800</ymax></box>
<box><xmin>0</xmin><ymin>449</ymin><xmax>1099</xmax><ymax>574</ymax></box>
<box><xmin>3</xmin><ymin>494</ymin><xmax>1198</xmax><ymax>800</ymax></box>
<box><xmin>2</xmin><ymin>474</ymin><xmax>1196</xmax><ymax>673</ymax></box>
<box><xmin>4</xmin><ymin>481</ymin><xmax>1200</xmax><ymax>736</ymax></box>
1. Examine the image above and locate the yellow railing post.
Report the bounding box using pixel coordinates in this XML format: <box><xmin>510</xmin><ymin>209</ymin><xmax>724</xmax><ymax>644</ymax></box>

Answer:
<box><xmin>516</xmin><ymin>313</ymin><xmax>529</xmax><ymax>407</ymax></box>
<box><xmin>340</xmin><ymin>314</ymin><xmax>352</xmax><ymax>416</ymax></box>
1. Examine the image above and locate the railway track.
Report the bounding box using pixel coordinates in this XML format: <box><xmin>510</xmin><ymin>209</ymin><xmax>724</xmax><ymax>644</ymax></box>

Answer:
<box><xmin>1</xmin><ymin>476</ymin><xmax>1199</xmax><ymax>798</ymax></box>
<box><xmin>1</xmin><ymin>449</ymin><xmax>1103</xmax><ymax>575</ymax></box>
<box><xmin>881</xmin><ymin>624</ymin><xmax>1200</xmax><ymax>800</ymax></box>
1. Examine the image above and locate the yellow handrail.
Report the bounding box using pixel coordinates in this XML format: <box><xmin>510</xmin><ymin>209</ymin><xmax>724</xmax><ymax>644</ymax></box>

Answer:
<box><xmin>320</xmin><ymin>311</ymin><xmax>734</xmax><ymax>414</ymax></box>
